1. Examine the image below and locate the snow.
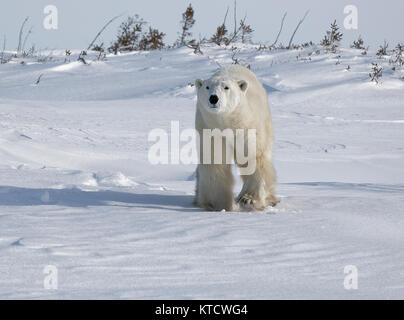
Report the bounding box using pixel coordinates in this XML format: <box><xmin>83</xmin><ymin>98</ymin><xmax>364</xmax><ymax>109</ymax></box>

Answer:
<box><xmin>0</xmin><ymin>45</ymin><xmax>404</xmax><ymax>299</ymax></box>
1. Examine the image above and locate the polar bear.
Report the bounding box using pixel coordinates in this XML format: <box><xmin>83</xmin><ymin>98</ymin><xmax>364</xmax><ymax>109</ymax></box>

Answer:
<box><xmin>194</xmin><ymin>65</ymin><xmax>278</xmax><ymax>211</ymax></box>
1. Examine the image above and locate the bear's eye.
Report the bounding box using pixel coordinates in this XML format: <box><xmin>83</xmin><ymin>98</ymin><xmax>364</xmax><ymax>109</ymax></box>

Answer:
<box><xmin>224</xmin><ymin>86</ymin><xmax>229</xmax><ymax>90</ymax></box>
<box><xmin>206</xmin><ymin>86</ymin><xmax>210</xmax><ymax>90</ymax></box>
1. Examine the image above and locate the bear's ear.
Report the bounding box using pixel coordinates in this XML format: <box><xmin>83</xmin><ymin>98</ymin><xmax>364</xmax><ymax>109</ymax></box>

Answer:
<box><xmin>195</xmin><ymin>79</ymin><xmax>203</xmax><ymax>89</ymax></box>
<box><xmin>238</xmin><ymin>80</ymin><xmax>248</xmax><ymax>93</ymax></box>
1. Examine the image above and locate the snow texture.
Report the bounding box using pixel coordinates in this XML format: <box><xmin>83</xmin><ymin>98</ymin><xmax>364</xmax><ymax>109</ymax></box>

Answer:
<box><xmin>0</xmin><ymin>45</ymin><xmax>404</xmax><ymax>299</ymax></box>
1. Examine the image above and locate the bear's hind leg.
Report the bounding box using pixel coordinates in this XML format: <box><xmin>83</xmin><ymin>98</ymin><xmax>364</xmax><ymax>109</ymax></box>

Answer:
<box><xmin>263</xmin><ymin>159</ymin><xmax>279</xmax><ymax>207</ymax></box>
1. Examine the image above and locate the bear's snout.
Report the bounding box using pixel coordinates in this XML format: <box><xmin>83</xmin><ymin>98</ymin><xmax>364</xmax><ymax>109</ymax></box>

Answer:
<box><xmin>209</xmin><ymin>95</ymin><xmax>219</xmax><ymax>105</ymax></box>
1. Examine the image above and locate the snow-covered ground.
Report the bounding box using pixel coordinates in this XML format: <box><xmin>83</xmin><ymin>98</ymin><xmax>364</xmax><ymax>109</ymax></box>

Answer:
<box><xmin>1</xmin><ymin>45</ymin><xmax>404</xmax><ymax>299</ymax></box>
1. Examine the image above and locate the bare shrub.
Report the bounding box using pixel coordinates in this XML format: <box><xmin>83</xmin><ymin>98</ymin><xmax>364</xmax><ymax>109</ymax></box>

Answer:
<box><xmin>1</xmin><ymin>36</ymin><xmax>11</xmax><ymax>64</ymax></box>
<box><xmin>36</xmin><ymin>52</ymin><xmax>53</xmax><ymax>63</ymax></box>
<box><xmin>108</xmin><ymin>16</ymin><xmax>146</xmax><ymax>53</ymax></box>
<box><xmin>211</xmin><ymin>7</ymin><xmax>229</xmax><ymax>46</ymax></box>
<box><xmin>369</xmin><ymin>63</ymin><xmax>382</xmax><ymax>83</ymax></box>
<box><xmin>390</xmin><ymin>43</ymin><xmax>404</xmax><ymax>67</ymax></box>
<box><xmin>211</xmin><ymin>24</ymin><xmax>228</xmax><ymax>45</ymax></box>
<box><xmin>210</xmin><ymin>2</ymin><xmax>254</xmax><ymax>46</ymax></box>
<box><xmin>139</xmin><ymin>27</ymin><xmax>165</xmax><ymax>50</ymax></box>
<box><xmin>92</xmin><ymin>43</ymin><xmax>105</xmax><ymax>52</ymax></box>
<box><xmin>186</xmin><ymin>38</ymin><xmax>206</xmax><ymax>55</ymax></box>
<box><xmin>108</xmin><ymin>16</ymin><xmax>165</xmax><ymax>53</ymax></box>
<box><xmin>77</xmin><ymin>50</ymin><xmax>87</xmax><ymax>64</ymax></box>
<box><xmin>177</xmin><ymin>4</ymin><xmax>196</xmax><ymax>46</ymax></box>
<box><xmin>376</xmin><ymin>41</ymin><xmax>389</xmax><ymax>58</ymax></box>
<box><xmin>64</xmin><ymin>49</ymin><xmax>71</xmax><ymax>63</ymax></box>
<box><xmin>321</xmin><ymin>20</ymin><xmax>343</xmax><ymax>53</ymax></box>
<box><xmin>239</xmin><ymin>20</ymin><xmax>253</xmax><ymax>44</ymax></box>
<box><xmin>92</xmin><ymin>44</ymin><xmax>107</xmax><ymax>61</ymax></box>
<box><xmin>351</xmin><ymin>36</ymin><xmax>365</xmax><ymax>50</ymax></box>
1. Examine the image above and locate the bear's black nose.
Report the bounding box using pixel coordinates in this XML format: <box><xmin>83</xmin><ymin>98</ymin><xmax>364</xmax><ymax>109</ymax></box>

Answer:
<box><xmin>209</xmin><ymin>95</ymin><xmax>219</xmax><ymax>105</ymax></box>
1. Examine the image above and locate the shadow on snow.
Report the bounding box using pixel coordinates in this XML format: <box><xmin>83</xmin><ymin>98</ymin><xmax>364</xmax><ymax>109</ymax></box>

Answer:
<box><xmin>0</xmin><ymin>186</ymin><xmax>196</xmax><ymax>211</ymax></box>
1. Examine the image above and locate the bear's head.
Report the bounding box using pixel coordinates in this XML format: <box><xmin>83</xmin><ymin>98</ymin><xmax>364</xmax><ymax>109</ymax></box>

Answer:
<box><xmin>195</xmin><ymin>77</ymin><xmax>248</xmax><ymax>114</ymax></box>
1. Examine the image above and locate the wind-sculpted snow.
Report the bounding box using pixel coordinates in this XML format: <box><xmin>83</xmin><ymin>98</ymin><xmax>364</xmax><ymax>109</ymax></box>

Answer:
<box><xmin>0</xmin><ymin>45</ymin><xmax>404</xmax><ymax>299</ymax></box>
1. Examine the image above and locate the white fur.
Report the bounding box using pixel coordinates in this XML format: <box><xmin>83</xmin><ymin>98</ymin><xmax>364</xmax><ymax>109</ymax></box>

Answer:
<box><xmin>194</xmin><ymin>65</ymin><xmax>278</xmax><ymax>211</ymax></box>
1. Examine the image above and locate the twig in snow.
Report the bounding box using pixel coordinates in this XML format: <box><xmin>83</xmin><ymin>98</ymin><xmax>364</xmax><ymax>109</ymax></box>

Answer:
<box><xmin>287</xmin><ymin>10</ymin><xmax>309</xmax><ymax>49</ymax></box>
<box><xmin>0</xmin><ymin>36</ymin><xmax>7</xmax><ymax>64</ymax></box>
<box><xmin>22</xmin><ymin>26</ymin><xmax>33</xmax><ymax>53</ymax></box>
<box><xmin>17</xmin><ymin>17</ymin><xmax>29</xmax><ymax>53</ymax></box>
<box><xmin>87</xmin><ymin>14</ymin><xmax>123</xmax><ymax>51</ymax></box>
<box><xmin>233</xmin><ymin>0</ymin><xmax>237</xmax><ymax>37</ymax></box>
<box><xmin>270</xmin><ymin>12</ymin><xmax>287</xmax><ymax>47</ymax></box>
<box><xmin>369</xmin><ymin>63</ymin><xmax>382</xmax><ymax>84</ymax></box>
<box><xmin>78</xmin><ymin>51</ymin><xmax>88</xmax><ymax>64</ymax></box>
<box><xmin>35</xmin><ymin>74</ymin><xmax>44</xmax><ymax>85</ymax></box>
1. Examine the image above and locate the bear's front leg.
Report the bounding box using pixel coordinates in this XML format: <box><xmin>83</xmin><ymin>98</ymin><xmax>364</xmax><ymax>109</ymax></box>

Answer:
<box><xmin>237</xmin><ymin>156</ymin><xmax>279</xmax><ymax>211</ymax></box>
<box><xmin>195</xmin><ymin>163</ymin><xmax>235</xmax><ymax>211</ymax></box>
<box><xmin>237</xmin><ymin>173</ymin><xmax>267</xmax><ymax>211</ymax></box>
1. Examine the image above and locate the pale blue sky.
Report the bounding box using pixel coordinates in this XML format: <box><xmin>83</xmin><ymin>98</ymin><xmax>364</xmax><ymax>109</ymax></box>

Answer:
<box><xmin>0</xmin><ymin>0</ymin><xmax>402</xmax><ymax>50</ymax></box>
